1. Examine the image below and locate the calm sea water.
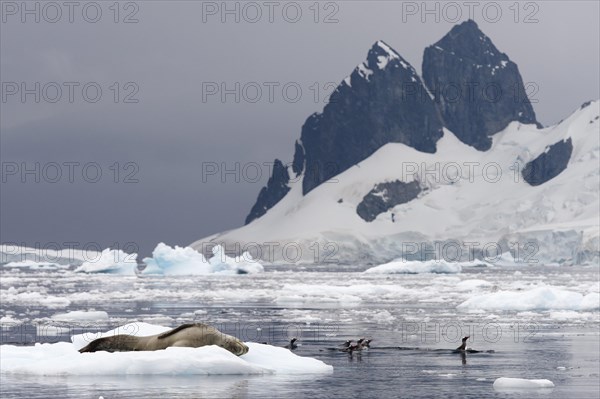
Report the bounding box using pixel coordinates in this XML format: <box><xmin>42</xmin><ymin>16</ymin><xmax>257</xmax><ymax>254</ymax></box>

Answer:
<box><xmin>1</xmin><ymin>265</ymin><xmax>599</xmax><ymax>398</ymax></box>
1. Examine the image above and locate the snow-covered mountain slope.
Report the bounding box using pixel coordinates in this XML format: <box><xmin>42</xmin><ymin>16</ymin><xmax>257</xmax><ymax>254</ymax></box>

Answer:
<box><xmin>192</xmin><ymin>101</ymin><xmax>599</xmax><ymax>265</ymax></box>
<box><xmin>245</xmin><ymin>20</ymin><xmax>540</xmax><ymax>224</ymax></box>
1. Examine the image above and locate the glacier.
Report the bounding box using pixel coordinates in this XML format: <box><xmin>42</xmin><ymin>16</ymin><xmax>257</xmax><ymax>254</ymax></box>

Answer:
<box><xmin>192</xmin><ymin>101</ymin><xmax>600</xmax><ymax>265</ymax></box>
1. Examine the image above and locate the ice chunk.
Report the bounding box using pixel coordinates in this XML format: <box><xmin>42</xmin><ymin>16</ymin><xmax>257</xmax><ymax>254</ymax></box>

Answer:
<box><xmin>141</xmin><ymin>243</ymin><xmax>211</xmax><ymax>275</ymax></box>
<box><xmin>493</xmin><ymin>377</ymin><xmax>554</xmax><ymax>390</ymax></box>
<box><xmin>364</xmin><ymin>259</ymin><xmax>462</xmax><ymax>274</ymax></box>
<box><xmin>140</xmin><ymin>243</ymin><xmax>264</xmax><ymax>275</ymax></box>
<box><xmin>0</xmin><ymin>316</ymin><xmax>23</xmax><ymax>326</ymax></box>
<box><xmin>3</xmin><ymin>260</ymin><xmax>62</xmax><ymax>270</ymax></box>
<box><xmin>241</xmin><ymin>343</ymin><xmax>333</xmax><ymax>374</ymax></box>
<box><xmin>455</xmin><ymin>279</ymin><xmax>493</xmax><ymax>291</ymax></box>
<box><xmin>1</xmin><ymin>323</ymin><xmax>333</xmax><ymax>376</ymax></box>
<box><xmin>457</xmin><ymin>286</ymin><xmax>599</xmax><ymax>311</ymax></box>
<box><xmin>74</xmin><ymin>249</ymin><xmax>138</xmax><ymax>275</ymax></box>
<box><xmin>51</xmin><ymin>311</ymin><xmax>109</xmax><ymax>322</ymax></box>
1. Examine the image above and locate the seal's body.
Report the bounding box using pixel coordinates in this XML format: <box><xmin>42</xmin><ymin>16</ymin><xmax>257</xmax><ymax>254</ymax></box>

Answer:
<box><xmin>78</xmin><ymin>323</ymin><xmax>249</xmax><ymax>356</ymax></box>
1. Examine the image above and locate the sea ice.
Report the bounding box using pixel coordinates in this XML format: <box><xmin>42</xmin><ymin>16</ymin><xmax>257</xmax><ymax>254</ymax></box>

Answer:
<box><xmin>51</xmin><ymin>310</ymin><xmax>110</xmax><ymax>322</ymax></box>
<box><xmin>493</xmin><ymin>377</ymin><xmax>555</xmax><ymax>390</ymax></box>
<box><xmin>457</xmin><ymin>286</ymin><xmax>600</xmax><ymax>311</ymax></box>
<box><xmin>364</xmin><ymin>259</ymin><xmax>462</xmax><ymax>274</ymax></box>
<box><xmin>3</xmin><ymin>260</ymin><xmax>63</xmax><ymax>270</ymax></box>
<box><xmin>74</xmin><ymin>249</ymin><xmax>138</xmax><ymax>275</ymax></box>
<box><xmin>0</xmin><ymin>322</ymin><xmax>332</xmax><ymax>376</ymax></box>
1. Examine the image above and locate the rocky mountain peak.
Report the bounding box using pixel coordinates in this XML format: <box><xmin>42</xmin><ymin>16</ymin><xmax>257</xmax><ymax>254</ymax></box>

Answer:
<box><xmin>422</xmin><ymin>19</ymin><xmax>539</xmax><ymax>151</ymax></box>
<box><xmin>433</xmin><ymin>19</ymin><xmax>504</xmax><ymax>63</ymax></box>
<box><xmin>245</xmin><ymin>20</ymin><xmax>543</xmax><ymax>224</ymax></box>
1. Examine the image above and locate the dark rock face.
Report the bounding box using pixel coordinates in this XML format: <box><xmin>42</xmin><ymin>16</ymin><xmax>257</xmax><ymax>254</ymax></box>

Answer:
<box><xmin>422</xmin><ymin>19</ymin><xmax>539</xmax><ymax>151</ymax></box>
<box><xmin>522</xmin><ymin>138</ymin><xmax>573</xmax><ymax>186</ymax></box>
<box><xmin>292</xmin><ymin>140</ymin><xmax>304</xmax><ymax>177</ymax></box>
<box><xmin>245</xmin><ymin>21</ymin><xmax>545</xmax><ymax>224</ymax></box>
<box><xmin>300</xmin><ymin>41</ymin><xmax>444</xmax><ymax>195</ymax></box>
<box><xmin>244</xmin><ymin>159</ymin><xmax>290</xmax><ymax>224</ymax></box>
<box><xmin>356</xmin><ymin>180</ymin><xmax>421</xmax><ymax>222</ymax></box>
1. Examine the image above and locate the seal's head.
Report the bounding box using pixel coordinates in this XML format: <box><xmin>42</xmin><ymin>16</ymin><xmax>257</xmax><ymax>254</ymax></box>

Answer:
<box><xmin>220</xmin><ymin>339</ymin><xmax>249</xmax><ymax>356</ymax></box>
<box><xmin>79</xmin><ymin>337</ymin><xmax>121</xmax><ymax>353</ymax></box>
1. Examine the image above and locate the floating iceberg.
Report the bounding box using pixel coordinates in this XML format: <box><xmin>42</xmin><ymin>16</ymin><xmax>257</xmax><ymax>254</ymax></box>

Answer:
<box><xmin>493</xmin><ymin>377</ymin><xmax>555</xmax><ymax>390</ymax></box>
<box><xmin>140</xmin><ymin>243</ymin><xmax>264</xmax><ymax>275</ymax></box>
<box><xmin>74</xmin><ymin>249</ymin><xmax>138</xmax><ymax>275</ymax></box>
<box><xmin>364</xmin><ymin>259</ymin><xmax>462</xmax><ymax>274</ymax></box>
<box><xmin>1</xmin><ymin>323</ymin><xmax>332</xmax><ymax>376</ymax></box>
<box><xmin>141</xmin><ymin>243</ymin><xmax>211</xmax><ymax>275</ymax></box>
<box><xmin>457</xmin><ymin>286</ymin><xmax>600</xmax><ymax>311</ymax></box>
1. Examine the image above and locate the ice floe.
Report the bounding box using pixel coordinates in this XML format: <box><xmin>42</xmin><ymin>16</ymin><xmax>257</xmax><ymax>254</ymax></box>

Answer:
<box><xmin>75</xmin><ymin>249</ymin><xmax>138</xmax><ymax>275</ymax></box>
<box><xmin>3</xmin><ymin>260</ymin><xmax>63</xmax><ymax>270</ymax></box>
<box><xmin>458</xmin><ymin>286</ymin><xmax>600</xmax><ymax>311</ymax></box>
<box><xmin>0</xmin><ymin>323</ymin><xmax>332</xmax><ymax>376</ymax></box>
<box><xmin>51</xmin><ymin>310</ymin><xmax>109</xmax><ymax>322</ymax></box>
<box><xmin>493</xmin><ymin>377</ymin><xmax>554</xmax><ymax>390</ymax></box>
<box><xmin>364</xmin><ymin>259</ymin><xmax>463</xmax><ymax>274</ymax></box>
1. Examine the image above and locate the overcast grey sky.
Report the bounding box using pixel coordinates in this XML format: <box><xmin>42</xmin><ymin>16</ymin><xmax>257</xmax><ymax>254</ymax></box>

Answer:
<box><xmin>1</xmin><ymin>1</ymin><xmax>599</xmax><ymax>257</ymax></box>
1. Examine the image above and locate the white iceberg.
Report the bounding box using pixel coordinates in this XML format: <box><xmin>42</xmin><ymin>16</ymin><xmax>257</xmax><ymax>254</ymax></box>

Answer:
<box><xmin>140</xmin><ymin>243</ymin><xmax>264</xmax><ymax>275</ymax></box>
<box><xmin>1</xmin><ymin>323</ymin><xmax>332</xmax><ymax>376</ymax></box>
<box><xmin>493</xmin><ymin>377</ymin><xmax>555</xmax><ymax>390</ymax></box>
<box><xmin>364</xmin><ymin>259</ymin><xmax>462</xmax><ymax>274</ymax></box>
<box><xmin>457</xmin><ymin>286</ymin><xmax>600</xmax><ymax>311</ymax></box>
<box><xmin>74</xmin><ymin>249</ymin><xmax>138</xmax><ymax>275</ymax></box>
<box><xmin>141</xmin><ymin>243</ymin><xmax>211</xmax><ymax>275</ymax></box>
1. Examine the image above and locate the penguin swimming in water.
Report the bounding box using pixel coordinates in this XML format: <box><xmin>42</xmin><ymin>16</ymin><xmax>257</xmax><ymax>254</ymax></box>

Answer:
<box><xmin>339</xmin><ymin>340</ymin><xmax>352</xmax><ymax>350</ymax></box>
<box><xmin>285</xmin><ymin>338</ymin><xmax>298</xmax><ymax>350</ymax></box>
<box><xmin>455</xmin><ymin>336</ymin><xmax>469</xmax><ymax>352</ymax></box>
<box><xmin>454</xmin><ymin>336</ymin><xmax>481</xmax><ymax>353</ymax></box>
<box><xmin>347</xmin><ymin>338</ymin><xmax>365</xmax><ymax>352</ymax></box>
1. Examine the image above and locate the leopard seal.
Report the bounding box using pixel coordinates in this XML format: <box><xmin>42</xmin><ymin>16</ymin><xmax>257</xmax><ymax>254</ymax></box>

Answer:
<box><xmin>78</xmin><ymin>323</ymin><xmax>249</xmax><ymax>356</ymax></box>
